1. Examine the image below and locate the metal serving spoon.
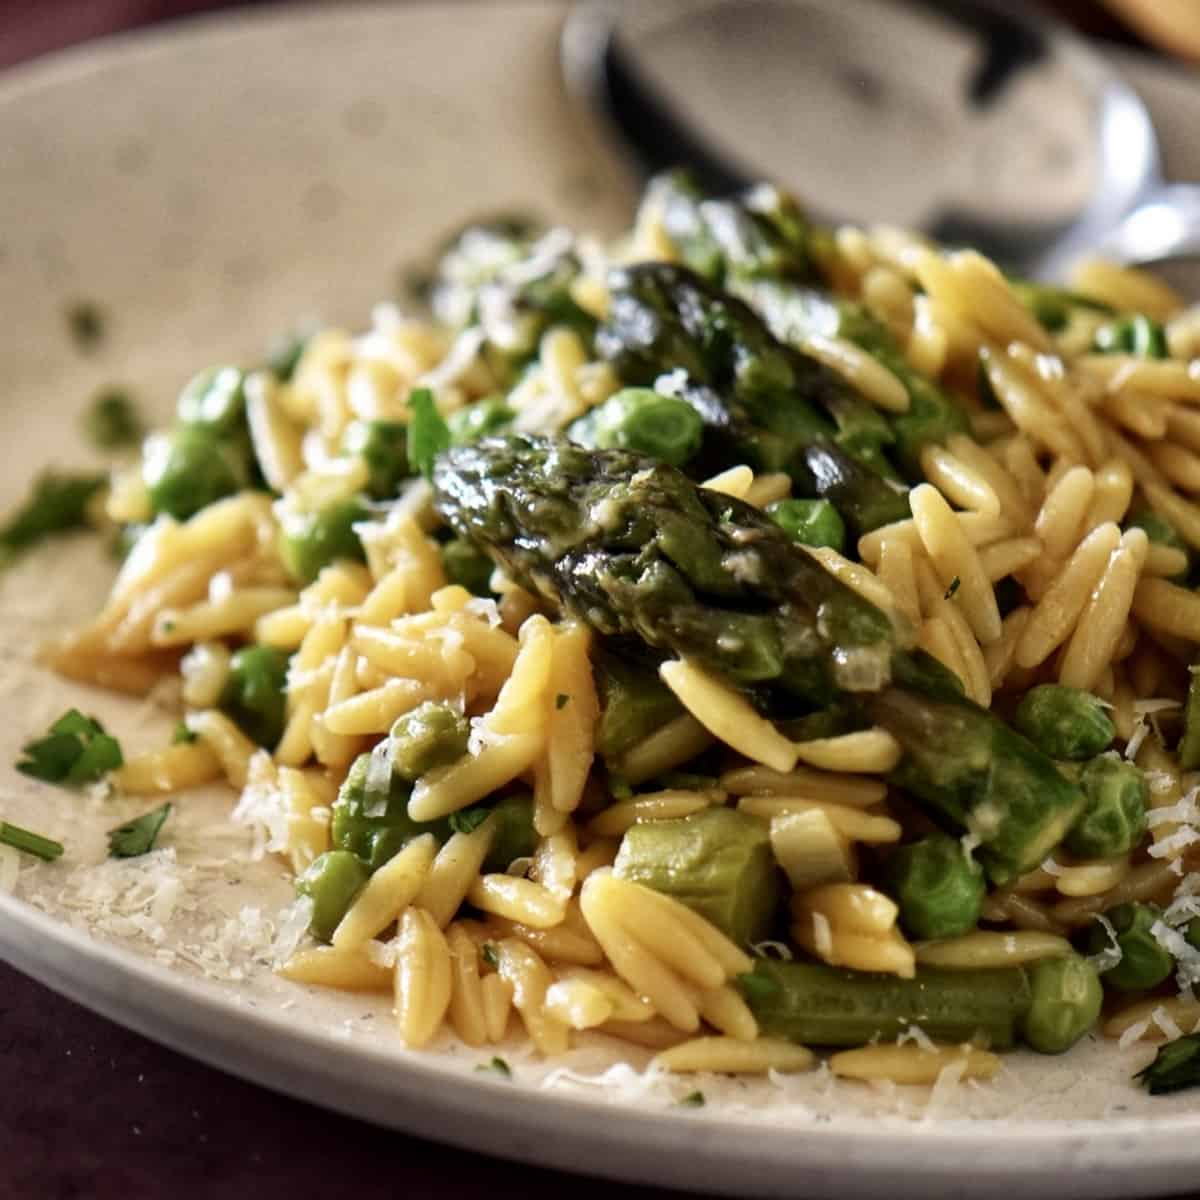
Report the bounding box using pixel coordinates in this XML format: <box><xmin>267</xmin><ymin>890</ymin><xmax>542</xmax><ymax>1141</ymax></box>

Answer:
<box><xmin>562</xmin><ymin>0</ymin><xmax>1200</xmax><ymax>280</ymax></box>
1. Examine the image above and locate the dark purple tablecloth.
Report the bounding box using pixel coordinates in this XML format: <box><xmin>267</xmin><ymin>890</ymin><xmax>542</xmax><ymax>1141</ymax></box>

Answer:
<box><xmin>0</xmin><ymin>5</ymin><xmax>1181</xmax><ymax>1200</ymax></box>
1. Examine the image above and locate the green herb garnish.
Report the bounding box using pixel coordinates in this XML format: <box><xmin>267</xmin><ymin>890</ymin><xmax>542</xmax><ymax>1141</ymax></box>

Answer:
<box><xmin>66</xmin><ymin>300</ymin><xmax>106</xmax><ymax>352</ymax></box>
<box><xmin>83</xmin><ymin>388</ymin><xmax>143</xmax><ymax>450</ymax></box>
<box><xmin>17</xmin><ymin>709</ymin><xmax>123</xmax><ymax>785</ymax></box>
<box><xmin>449</xmin><ymin>806</ymin><xmax>491</xmax><ymax>836</ymax></box>
<box><xmin>171</xmin><ymin>721</ymin><xmax>198</xmax><ymax>745</ymax></box>
<box><xmin>0</xmin><ymin>820</ymin><xmax>64</xmax><ymax>861</ymax></box>
<box><xmin>475</xmin><ymin>1056</ymin><xmax>511</xmax><ymax>1078</ymax></box>
<box><xmin>0</xmin><ymin>471</ymin><xmax>106</xmax><ymax>563</ymax></box>
<box><xmin>406</xmin><ymin>388</ymin><xmax>450</xmax><ymax>481</ymax></box>
<box><xmin>555</xmin><ymin>693</ymin><xmax>570</xmax><ymax>710</ymax></box>
<box><xmin>481</xmin><ymin>942</ymin><xmax>500</xmax><ymax>969</ymax></box>
<box><xmin>1136</xmin><ymin>1034</ymin><xmax>1200</xmax><ymax>1095</ymax></box>
<box><xmin>944</xmin><ymin>576</ymin><xmax>961</xmax><ymax>600</ymax></box>
<box><xmin>107</xmin><ymin>802</ymin><xmax>171</xmax><ymax>859</ymax></box>
<box><xmin>677</xmin><ymin>1090</ymin><xmax>705</xmax><ymax>1108</ymax></box>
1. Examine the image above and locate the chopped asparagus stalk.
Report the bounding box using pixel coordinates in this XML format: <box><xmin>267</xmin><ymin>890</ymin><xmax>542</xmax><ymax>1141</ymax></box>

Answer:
<box><xmin>868</xmin><ymin>685</ymin><xmax>1086</xmax><ymax>885</ymax></box>
<box><xmin>614</xmin><ymin>807</ymin><xmax>781</xmax><ymax>945</ymax></box>
<box><xmin>739</xmin><ymin>959</ymin><xmax>1031</xmax><ymax>1049</ymax></box>
<box><xmin>594</xmin><ymin>651</ymin><xmax>685</xmax><ymax>764</ymax></box>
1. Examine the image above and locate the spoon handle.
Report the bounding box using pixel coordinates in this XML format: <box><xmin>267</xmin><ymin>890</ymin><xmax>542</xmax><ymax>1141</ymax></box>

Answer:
<box><xmin>1092</xmin><ymin>182</ymin><xmax>1200</xmax><ymax>266</ymax></box>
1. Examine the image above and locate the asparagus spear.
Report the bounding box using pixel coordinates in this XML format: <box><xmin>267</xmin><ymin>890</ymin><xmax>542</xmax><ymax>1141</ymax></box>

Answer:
<box><xmin>868</xmin><ymin>685</ymin><xmax>1086</xmax><ymax>884</ymax></box>
<box><xmin>596</xmin><ymin>262</ymin><xmax>910</xmax><ymax>534</ymax></box>
<box><xmin>433</xmin><ymin>438</ymin><xmax>1086</xmax><ymax>879</ymax></box>
<box><xmin>613</xmin><ymin>808</ymin><xmax>781</xmax><ymax>945</ymax></box>
<box><xmin>740</xmin><ymin>958</ymin><xmax>1032</xmax><ymax>1049</ymax></box>
<box><xmin>432</xmin><ymin>435</ymin><xmax>901</xmax><ymax>702</ymax></box>
<box><xmin>650</xmin><ymin>170</ymin><xmax>968</xmax><ymax>476</ymax></box>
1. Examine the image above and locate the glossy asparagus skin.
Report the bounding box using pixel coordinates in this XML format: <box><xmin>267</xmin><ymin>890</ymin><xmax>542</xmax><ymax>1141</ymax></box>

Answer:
<box><xmin>740</xmin><ymin>959</ymin><xmax>1032</xmax><ymax>1049</ymax></box>
<box><xmin>432</xmin><ymin>435</ymin><xmax>902</xmax><ymax>703</ymax></box>
<box><xmin>596</xmin><ymin>262</ymin><xmax>910</xmax><ymax>534</ymax></box>
<box><xmin>593</xmin><ymin>650</ymin><xmax>684</xmax><ymax>763</ymax></box>
<box><xmin>613</xmin><ymin>808</ymin><xmax>781</xmax><ymax>945</ymax></box>
<box><xmin>649</xmin><ymin>170</ymin><xmax>968</xmax><ymax>476</ymax></box>
<box><xmin>868</xmin><ymin>685</ymin><xmax>1087</xmax><ymax>885</ymax></box>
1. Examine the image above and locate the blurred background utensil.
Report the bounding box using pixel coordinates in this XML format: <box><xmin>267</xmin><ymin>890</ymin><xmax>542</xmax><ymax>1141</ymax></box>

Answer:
<box><xmin>563</xmin><ymin>0</ymin><xmax>1200</xmax><ymax>278</ymax></box>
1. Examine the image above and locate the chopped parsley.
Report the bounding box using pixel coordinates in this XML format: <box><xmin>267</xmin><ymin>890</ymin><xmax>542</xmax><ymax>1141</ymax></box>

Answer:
<box><xmin>406</xmin><ymin>387</ymin><xmax>450</xmax><ymax>481</ymax></box>
<box><xmin>66</xmin><ymin>300</ymin><xmax>106</xmax><ymax>352</ymax></box>
<box><xmin>481</xmin><ymin>942</ymin><xmax>500</xmax><ymax>969</ymax></box>
<box><xmin>171</xmin><ymin>721</ymin><xmax>198</xmax><ymax>745</ymax></box>
<box><xmin>677</xmin><ymin>1090</ymin><xmax>705</xmax><ymax>1108</ymax></box>
<box><xmin>475</xmin><ymin>1056</ymin><xmax>511</xmax><ymax>1079</ymax></box>
<box><xmin>449</xmin><ymin>805</ymin><xmax>490</xmax><ymax>835</ymax></box>
<box><xmin>944</xmin><ymin>576</ymin><xmax>961</xmax><ymax>600</ymax></box>
<box><xmin>0</xmin><ymin>471</ymin><xmax>106</xmax><ymax>564</ymax></box>
<box><xmin>735</xmin><ymin>969</ymin><xmax>779</xmax><ymax>1005</ymax></box>
<box><xmin>555</xmin><ymin>693</ymin><xmax>570</xmax><ymax>710</ymax></box>
<box><xmin>1136</xmin><ymin>1034</ymin><xmax>1200</xmax><ymax>1095</ymax></box>
<box><xmin>83</xmin><ymin>388</ymin><xmax>143</xmax><ymax>450</ymax></box>
<box><xmin>17</xmin><ymin>709</ymin><xmax>123</xmax><ymax>786</ymax></box>
<box><xmin>107</xmin><ymin>802</ymin><xmax>171</xmax><ymax>859</ymax></box>
<box><xmin>0</xmin><ymin>820</ymin><xmax>64</xmax><ymax>862</ymax></box>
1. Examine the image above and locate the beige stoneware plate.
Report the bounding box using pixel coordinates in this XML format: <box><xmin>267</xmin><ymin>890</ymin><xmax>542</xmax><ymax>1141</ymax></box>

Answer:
<box><xmin>2</xmin><ymin>5</ymin><xmax>1200</xmax><ymax>1195</ymax></box>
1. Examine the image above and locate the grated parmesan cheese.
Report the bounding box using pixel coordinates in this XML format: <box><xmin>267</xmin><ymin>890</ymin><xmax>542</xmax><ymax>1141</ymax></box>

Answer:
<box><xmin>896</xmin><ymin>1023</ymin><xmax>937</xmax><ymax>1053</ymax></box>
<box><xmin>812</xmin><ymin>911</ymin><xmax>834</xmax><ymax>958</ymax></box>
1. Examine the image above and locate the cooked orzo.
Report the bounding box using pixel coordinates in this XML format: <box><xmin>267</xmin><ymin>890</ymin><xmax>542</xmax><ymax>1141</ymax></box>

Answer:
<box><xmin>14</xmin><ymin>170</ymin><xmax>1200</xmax><ymax>1093</ymax></box>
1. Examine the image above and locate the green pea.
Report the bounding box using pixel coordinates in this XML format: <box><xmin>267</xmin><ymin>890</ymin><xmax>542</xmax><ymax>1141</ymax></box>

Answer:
<box><xmin>883</xmin><ymin>833</ymin><xmax>985</xmax><ymax>940</ymax></box>
<box><xmin>331</xmin><ymin>751</ymin><xmax>449</xmax><ymax>872</ymax></box>
<box><xmin>1093</xmin><ymin>314</ymin><xmax>1168</xmax><ymax>359</ymax></box>
<box><xmin>447</xmin><ymin>396</ymin><xmax>515</xmax><ymax>445</ymax></box>
<box><xmin>388</xmin><ymin>701</ymin><xmax>470</xmax><ymax>783</ymax></box>
<box><xmin>296</xmin><ymin>850</ymin><xmax>369</xmax><ymax>942</ymax></box>
<box><xmin>177</xmin><ymin>365</ymin><xmax>247</xmax><ymax>435</ymax></box>
<box><xmin>277</xmin><ymin>496</ymin><xmax>369</xmax><ymax>585</ymax></box>
<box><xmin>142</xmin><ymin>427</ymin><xmax>246</xmax><ymax>520</ymax></box>
<box><xmin>765</xmin><ymin>498</ymin><xmax>846</xmax><ymax>552</ymax></box>
<box><xmin>1065</xmin><ymin>754</ymin><xmax>1148</xmax><ymax>859</ymax></box>
<box><xmin>219</xmin><ymin>644</ymin><xmax>289</xmax><ymax>749</ymax></box>
<box><xmin>341</xmin><ymin>420</ymin><xmax>409</xmax><ymax>499</ymax></box>
<box><xmin>1021</xmin><ymin>954</ymin><xmax>1103</xmax><ymax>1054</ymax></box>
<box><xmin>1087</xmin><ymin>903</ymin><xmax>1174</xmax><ymax>992</ymax></box>
<box><xmin>1013</xmin><ymin>685</ymin><xmax>1115</xmax><ymax>761</ymax></box>
<box><xmin>571</xmin><ymin>387</ymin><xmax>703</xmax><ymax>468</ymax></box>
<box><xmin>482</xmin><ymin>793</ymin><xmax>538</xmax><ymax>873</ymax></box>
<box><xmin>441</xmin><ymin>537</ymin><xmax>494</xmax><ymax>597</ymax></box>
